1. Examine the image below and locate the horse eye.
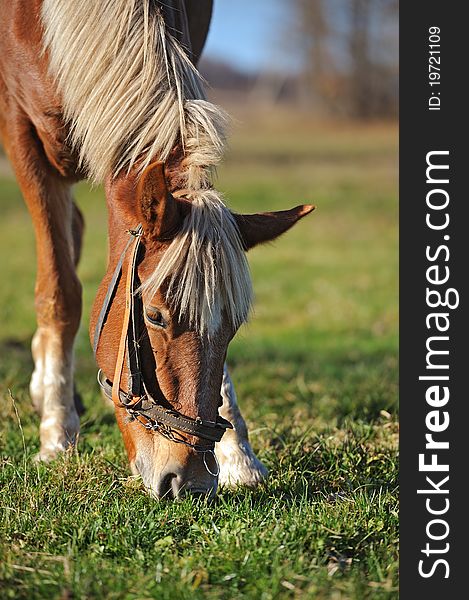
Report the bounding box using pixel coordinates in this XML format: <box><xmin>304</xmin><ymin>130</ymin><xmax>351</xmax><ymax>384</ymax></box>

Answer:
<box><xmin>144</xmin><ymin>307</ymin><xmax>166</xmax><ymax>328</ymax></box>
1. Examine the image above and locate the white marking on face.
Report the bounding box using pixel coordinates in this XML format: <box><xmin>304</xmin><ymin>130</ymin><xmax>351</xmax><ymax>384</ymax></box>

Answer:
<box><xmin>132</xmin><ymin>434</ymin><xmax>171</xmax><ymax>498</ymax></box>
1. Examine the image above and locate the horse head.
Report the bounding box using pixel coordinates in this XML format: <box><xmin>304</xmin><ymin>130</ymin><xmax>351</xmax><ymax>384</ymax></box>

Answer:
<box><xmin>90</xmin><ymin>162</ymin><xmax>314</xmax><ymax>499</ymax></box>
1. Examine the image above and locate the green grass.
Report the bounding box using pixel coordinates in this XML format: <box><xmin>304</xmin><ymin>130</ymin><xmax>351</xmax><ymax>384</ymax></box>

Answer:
<box><xmin>0</xmin><ymin>118</ymin><xmax>398</xmax><ymax>599</ymax></box>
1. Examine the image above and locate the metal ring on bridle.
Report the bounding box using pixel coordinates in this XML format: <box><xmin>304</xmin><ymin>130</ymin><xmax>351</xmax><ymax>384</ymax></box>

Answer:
<box><xmin>202</xmin><ymin>448</ymin><xmax>220</xmax><ymax>477</ymax></box>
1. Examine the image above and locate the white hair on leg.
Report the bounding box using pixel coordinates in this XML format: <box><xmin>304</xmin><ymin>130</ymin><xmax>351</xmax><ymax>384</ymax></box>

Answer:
<box><xmin>30</xmin><ymin>328</ymin><xmax>46</xmax><ymax>415</ymax></box>
<box><xmin>215</xmin><ymin>366</ymin><xmax>268</xmax><ymax>488</ymax></box>
<box><xmin>34</xmin><ymin>328</ymin><xmax>80</xmax><ymax>461</ymax></box>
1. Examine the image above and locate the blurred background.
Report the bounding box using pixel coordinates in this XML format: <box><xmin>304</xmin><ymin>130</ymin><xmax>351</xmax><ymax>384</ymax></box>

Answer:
<box><xmin>0</xmin><ymin>1</ymin><xmax>399</xmax><ymax>595</ymax></box>
<box><xmin>201</xmin><ymin>0</ymin><xmax>398</xmax><ymax>119</ymax></box>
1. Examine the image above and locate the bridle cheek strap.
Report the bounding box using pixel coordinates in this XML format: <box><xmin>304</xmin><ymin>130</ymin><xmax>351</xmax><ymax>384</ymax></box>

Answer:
<box><xmin>112</xmin><ymin>229</ymin><xmax>142</xmax><ymax>407</ymax></box>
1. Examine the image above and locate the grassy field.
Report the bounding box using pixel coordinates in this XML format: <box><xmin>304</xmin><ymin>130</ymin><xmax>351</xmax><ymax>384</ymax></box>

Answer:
<box><xmin>0</xmin><ymin>114</ymin><xmax>398</xmax><ymax>599</ymax></box>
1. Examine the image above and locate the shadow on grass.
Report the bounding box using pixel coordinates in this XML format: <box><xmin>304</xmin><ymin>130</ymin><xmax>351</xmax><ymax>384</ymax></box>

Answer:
<box><xmin>0</xmin><ymin>337</ymin><xmax>33</xmax><ymax>393</ymax></box>
<box><xmin>1</xmin><ymin>333</ymin><xmax>397</xmax><ymax>426</ymax></box>
<box><xmin>227</xmin><ymin>342</ymin><xmax>398</xmax><ymax>423</ymax></box>
<box><xmin>0</xmin><ymin>337</ymin><xmax>32</xmax><ymax>365</ymax></box>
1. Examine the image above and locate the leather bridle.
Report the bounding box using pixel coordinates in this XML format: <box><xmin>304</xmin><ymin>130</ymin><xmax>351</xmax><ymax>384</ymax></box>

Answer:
<box><xmin>93</xmin><ymin>225</ymin><xmax>233</xmax><ymax>467</ymax></box>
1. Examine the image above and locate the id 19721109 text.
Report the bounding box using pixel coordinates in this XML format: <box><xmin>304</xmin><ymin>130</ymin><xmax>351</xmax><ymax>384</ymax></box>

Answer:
<box><xmin>428</xmin><ymin>26</ymin><xmax>441</xmax><ymax>111</ymax></box>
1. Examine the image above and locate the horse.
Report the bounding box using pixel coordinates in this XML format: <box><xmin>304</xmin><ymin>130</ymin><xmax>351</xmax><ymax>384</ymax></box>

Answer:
<box><xmin>0</xmin><ymin>0</ymin><xmax>314</xmax><ymax>499</ymax></box>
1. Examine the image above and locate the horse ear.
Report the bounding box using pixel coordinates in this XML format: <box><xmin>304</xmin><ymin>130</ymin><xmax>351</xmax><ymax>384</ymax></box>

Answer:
<box><xmin>136</xmin><ymin>162</ymin><xmax>189</xmax><ymax>240</ymax></box>
<box><xmin>233</xmin><ymin>205</ymin><xmax>316</xmax><ymax>250</ymax></box>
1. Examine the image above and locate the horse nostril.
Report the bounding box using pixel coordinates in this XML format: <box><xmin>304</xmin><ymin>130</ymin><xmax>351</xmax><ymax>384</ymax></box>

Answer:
<box><xmin>185</xmin><ymin>486</ymin><xmax>217</xmax><ymax>502</ymax></box>
<box><xmin>188</xmin><ymin>488</ymin><xmax>210</xmax><ymax>499</ymax></box>
<box><xmin>156</xmin><ymin>472</ymin><xmax>176</xmax><ymax>499</ymax></box>
<box><xmin>171</xmin><ymin>480</ymin><xmax>215</xmax><ymax>500</ymax></box>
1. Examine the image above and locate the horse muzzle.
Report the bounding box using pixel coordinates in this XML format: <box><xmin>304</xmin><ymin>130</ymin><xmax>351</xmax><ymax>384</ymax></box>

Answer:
<box><xmin>133</xmin><ymin>444</ymin><xmax>219</xmax><ymax>500</ymax></box>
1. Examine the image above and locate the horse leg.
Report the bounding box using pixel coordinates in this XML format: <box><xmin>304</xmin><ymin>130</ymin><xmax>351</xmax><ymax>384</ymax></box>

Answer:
<box><xmin>31</xmin><ymin>200</ymin><xmax>85</xmax><ymax>417</ymax></box>
<box><xmin>4</xmin><ymin>117</ymin><xmax>82</xmax><ymax>460</ymax></box>
<box><xmin>215</xmin><ymin>366</ymin><xmax>268</xmax><ymax>487</ymax></box>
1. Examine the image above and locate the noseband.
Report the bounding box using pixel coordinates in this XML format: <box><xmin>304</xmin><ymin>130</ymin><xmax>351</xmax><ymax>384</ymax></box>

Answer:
<box><xmin>93</xmin><ymin>225</ymin><xmax>232</xmax><ymax>462</ymax></box>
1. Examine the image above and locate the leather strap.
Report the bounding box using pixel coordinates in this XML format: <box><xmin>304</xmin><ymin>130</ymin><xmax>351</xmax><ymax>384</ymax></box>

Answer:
<box><xmin>137</xmin><ymin>403</ymin><xmax>233</xmax><ymax>442</ymax></box>
<box><xmin>92</xmin><ymin>229</ymin><xmax>140</xmax><ymax>357</ymax></box>
<box><xmin>97</xmin><ymin>370</ymin><xmax>232</xmax><ymax>443</ymax></box>
<box><xmin>126</xmin><ymin>227</ymin><xmax>143</xmax><ymax>397</ymax></box>
<box><xmin>112</xmin><ymin>228</ymin><xmax>143</xmax><ymax>406</ymax></box>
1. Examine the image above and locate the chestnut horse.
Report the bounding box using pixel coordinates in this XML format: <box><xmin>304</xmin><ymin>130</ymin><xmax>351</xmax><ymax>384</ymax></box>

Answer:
<box><xmin>0</xmin><ymin>0</ymin><xmax>314</xmax><ymax>498</ymax></box>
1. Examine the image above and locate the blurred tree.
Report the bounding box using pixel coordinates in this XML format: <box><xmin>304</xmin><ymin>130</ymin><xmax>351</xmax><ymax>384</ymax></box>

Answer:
<box><xmin>294</xmin><ymin>0</ymin><xmax>398</xmax><ymax>119</ymax></box>
<box><xmin>297</xmin><ymin>0</ymin><xmax>329</xmax><ymax>110</ymax></box>
<box><xmin>349</xmin><ymin>0</ymin><xmax>372</xmax><ymax>118</ymax></box>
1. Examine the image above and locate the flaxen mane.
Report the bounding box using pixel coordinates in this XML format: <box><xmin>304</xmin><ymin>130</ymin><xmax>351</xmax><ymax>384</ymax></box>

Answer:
<box><xmin>41</xmin><ymin>0</ymin><xmax>253</xmax><ymax>333</ymax></box>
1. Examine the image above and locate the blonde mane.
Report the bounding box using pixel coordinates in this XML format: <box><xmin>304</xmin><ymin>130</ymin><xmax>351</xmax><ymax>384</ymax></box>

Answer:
<box><xmin>141</xmin><ymin>191</ymin><xmax>252</xmax><ymax>334</ymax></box>
<box><xmin>41</xmin><ymin>0</ymin><xmax>253</xmax><ymax>333</ymax></box>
